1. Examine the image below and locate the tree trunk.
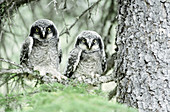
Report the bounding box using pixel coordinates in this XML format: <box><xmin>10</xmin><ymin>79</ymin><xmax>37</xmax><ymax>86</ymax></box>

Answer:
<box><xmin>114</xmin><ymin>0</ymin><xmax>170</xmax><ymax>111</ymax></box>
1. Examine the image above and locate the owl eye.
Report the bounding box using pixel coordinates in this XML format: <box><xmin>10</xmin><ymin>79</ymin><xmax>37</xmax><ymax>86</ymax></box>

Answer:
<box><xmin>93</xmin><ymin>39</ymin><xmax>97</xmax><ymax>43</ymax></box>
<box><xmin>47</xmin><ymin>28</ymin><xmax>51</xmax><ymax>32</ymax></box>
<box><xmin>82</xmin><ymin>39</ymin><xmax>86</xmax><ymax>43</ymax></box>
<box><xmin>35</xmin><ymin>28</ymin><xmax>39</xmax><ymax>32</ymax></box>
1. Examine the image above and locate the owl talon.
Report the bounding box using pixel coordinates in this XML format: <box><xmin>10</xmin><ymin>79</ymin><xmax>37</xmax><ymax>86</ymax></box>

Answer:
<box><xmin>91</xmin><ymin>73</ymin><xmax>100</xmax><ymax>79</ymax></box>
<box><xmin>54</xmin><ymin>75</ymin><xmax>67</xmax><ymax>81</ymax></box>
<box><xmin>52</xmin><ymin>72</ymin><xmax>68</xmax><ymax>82</ymax></box>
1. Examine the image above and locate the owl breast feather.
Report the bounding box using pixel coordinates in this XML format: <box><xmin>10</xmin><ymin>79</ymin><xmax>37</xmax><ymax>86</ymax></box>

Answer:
<box><xmin>29</xmin><ymin>41</ymin><xmax>59</xmax><ymax>70</ymax></box>
<box><xmin>74</xmin><ymin>51</ymin><xmax>103</xmax><ymax>77</ymax></box>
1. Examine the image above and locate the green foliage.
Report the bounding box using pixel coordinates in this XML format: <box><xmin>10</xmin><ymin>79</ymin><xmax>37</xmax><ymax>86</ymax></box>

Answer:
<box><xmin>0</xmin><ymin>83</ymin><xmax>137</xmax><ymax>112</ymax></box>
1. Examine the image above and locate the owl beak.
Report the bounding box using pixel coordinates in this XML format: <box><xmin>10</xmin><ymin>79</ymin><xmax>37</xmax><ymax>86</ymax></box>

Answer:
<box><xmin>42</xmin><ymin>31</ymin><xmax>45</xmax><ymax>38</ymax></box>
<box><xmin>88</xmin><ymin>42</ymin><xmax>92</xmax><ymax>50</ymax></box>
<box><xmin>86</xmin><ymin>39</ymin><xmax>92</xmax><ymax>50</ymax></box>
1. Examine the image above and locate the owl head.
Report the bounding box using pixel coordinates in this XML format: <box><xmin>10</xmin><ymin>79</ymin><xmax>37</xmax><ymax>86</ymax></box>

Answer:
<box><xmin>29</xmin><ymin>19</ymin><xmax>58</xmax><ymax>41</ymax></box>
<box><xmin>75</xmin><ymin>31</ymin><xmax>104</xmax><ymax>52</ymax></box>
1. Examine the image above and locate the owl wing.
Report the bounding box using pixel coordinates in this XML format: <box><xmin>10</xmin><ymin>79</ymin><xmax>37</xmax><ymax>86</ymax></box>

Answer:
<box><xmin>20</xmin><ymin>36</ymin><xmax>33</xmax><ymax>67</ymax></box>
<box><xmin>64</xmin><ymin>48</ymin><xmax>82</xmax><ymax>78</ymax></box>
<box><xmin>59</xmin><ymin>48</ymin><xmax>62</xmax><ymax>63</ymax></box>
<box><xmin>56</xmin><ymin>37</ymin><xmax>62</xmax><ymax>63</ymax></box>
<box><xmin>101</xmin><ymin>50</ymin><xmax>107</xmax><ymax>73</ymax></box>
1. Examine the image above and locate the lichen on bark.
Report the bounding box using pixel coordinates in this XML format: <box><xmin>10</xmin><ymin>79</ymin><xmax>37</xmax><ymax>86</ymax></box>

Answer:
<box><xmin>114</xmin><ymin>0</ymin><xmax>170</xmax><ymax>111</ymax></box>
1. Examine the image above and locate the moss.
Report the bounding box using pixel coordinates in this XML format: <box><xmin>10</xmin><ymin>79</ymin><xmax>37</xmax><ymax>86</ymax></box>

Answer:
<box><xmin>16</xmin><ymin>83</ymin><xmax>137</xmax><ymax>112</ymax></box>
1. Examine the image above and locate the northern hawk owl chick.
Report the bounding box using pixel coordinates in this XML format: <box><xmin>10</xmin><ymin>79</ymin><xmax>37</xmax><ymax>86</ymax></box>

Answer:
<box><xmin>64</xmin><ymin>31</ymin><xmax>107</xmax><ymax>83</ymax></box>
<box><xmin>20</xmin><ymin>19</ymin><xmax>62</xmax><ymax>78</ymax></box>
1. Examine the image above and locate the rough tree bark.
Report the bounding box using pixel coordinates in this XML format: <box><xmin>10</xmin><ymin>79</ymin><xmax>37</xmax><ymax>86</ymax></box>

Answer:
<box><xmin>114</xmin><ymin>0</ymin><xmax>170</xmax><ymax>112</ymax></box>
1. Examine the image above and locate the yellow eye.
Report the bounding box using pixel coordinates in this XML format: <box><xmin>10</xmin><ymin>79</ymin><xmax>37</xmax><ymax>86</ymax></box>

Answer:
<box><xmin>35</xmin><ymin>28</ymin><xmax>39</xmax><ymax>32</ymax></box>
<box><xmin>93</xmin><ymin>40</ymin><xmax>97</xmax><ymax>43</ymax></box>
<box><xmin>82</xmin><ymin>39</ymin><xmax>86</xmax><ymax>43</ymax></box>
<box><xmin>47</xmin><ymin>28</ymin><xmax>51</xmax><ymax>31</ymax></box>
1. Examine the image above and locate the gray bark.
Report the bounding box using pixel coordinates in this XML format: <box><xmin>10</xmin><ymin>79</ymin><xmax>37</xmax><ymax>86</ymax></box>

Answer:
<box><xmin>114</xmin><ymin>0</ymin><xmax>170</xmax><ymax>112</ymax></box>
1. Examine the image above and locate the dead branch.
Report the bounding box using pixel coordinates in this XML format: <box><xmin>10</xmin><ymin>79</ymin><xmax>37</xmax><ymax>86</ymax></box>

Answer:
<box><xmin>0</xmin><ymin>0</ymin><xmax>39</xmax><ymax>24</ymax></box>
<box><xmin>93</xmin><ymin>74</ymin><xmax>114</xmax><ymax>85</ymax></box>
<box><xmin>0</xmin><ymin>58</ymin><xmax>22</xmax><ymax>68</ymax></box>
<box><xmin>0</xmin><ymin>68</ymin><xmax>32</xmax><ymax>75</ymax></box>
<box><xmin>59</xmin><ymin>0</ymin><xmax>102</xmax><ymax>36</ymax></box>
<box><xmin>0</xmin><ymin>57</ymin><xmax>114</xmax><ymax>87</ymax></box>
<box><xmin>53</xmin><ymin>0</ymin><xmax>58</xmax><ymax>15</ymax></box>
<box><xmin>72</xmin><ymin>73</ymin><xmax>114</xmax><ymax>86</ymax></box>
